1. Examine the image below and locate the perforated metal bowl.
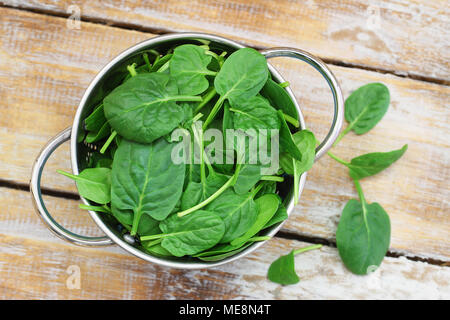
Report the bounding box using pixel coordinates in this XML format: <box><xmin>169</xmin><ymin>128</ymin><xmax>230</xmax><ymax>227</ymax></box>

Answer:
<box><xmin>31</xmin><ymin>33</ymin><xmax>343</xmax><ymax>269</ymax></box>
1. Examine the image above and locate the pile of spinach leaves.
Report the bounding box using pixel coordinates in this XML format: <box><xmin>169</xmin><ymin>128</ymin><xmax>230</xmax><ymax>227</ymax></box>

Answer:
<box><xmin>58</xmin><ymin>42</ymin><xmax>315</xmax><ymax>261</ymax></box>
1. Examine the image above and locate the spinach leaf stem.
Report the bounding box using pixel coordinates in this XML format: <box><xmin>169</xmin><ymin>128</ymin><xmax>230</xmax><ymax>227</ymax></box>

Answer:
<box><xmin>177</xmin><ymin>174</ymin><xmax>235</xmax><ymax>217</ymax></box>
<box><xmin>100</xmin><ymin>130</ymin><xmax>117</xmax><ymax>154</ymax></box>
<box><xmin>293</xmin><ymin>244</ymin><xmax>322</xmax><ymax>255</ymax></box>
<box><xmin>194</xmin><ymin>87</ymin><xmax>217</xmax><ymax>113</ymax></box>
<box><xmin>260</xmin><ymin>175</ymin><xmax>284</xmax><ymax>182</ymax></box>
<box><xmin>202</xmin><ymin>95</ymin><xmax>226</xmax><ymax>130</ymax></box>
<box><xmin>127</xmin><ymin>63</ymin><xmax>137</xmax><ymax>77</ymax></box>
<box><xmin>282</xmin><ymin>112</ymin><xmax>299</xmax><ymax>128</ymax></box>
<box><xmin>327</xmin><ymin>151</ymin><xmax>350</xmax><ymax>166</ymax></box>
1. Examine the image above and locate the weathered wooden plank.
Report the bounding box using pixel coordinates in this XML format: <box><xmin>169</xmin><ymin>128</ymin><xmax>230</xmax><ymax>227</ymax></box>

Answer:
<box><xmin>2</xmin><ymin>0</ymin><xmax>449</xmax><ymax>81</ymax></box>
<box><xmin>1</xmin><ymin>187</ymin><xmax>449</xmax><ymax>299</ymax></box>
<box><xmin>0</xmin><ymin>8</ymin><xmax>448</xmax><ymax>261</ymax></box>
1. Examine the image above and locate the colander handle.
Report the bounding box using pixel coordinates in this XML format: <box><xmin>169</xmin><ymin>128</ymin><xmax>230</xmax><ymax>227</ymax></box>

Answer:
<box><xmin>260</xmin><ymin>47</ymin><xmax>344</xmax><ymax>160</ymax></box>
<box><xmin>30</xmin><ymin>127</ymin><xmax>113</xmax><ymax>246</ymax></box>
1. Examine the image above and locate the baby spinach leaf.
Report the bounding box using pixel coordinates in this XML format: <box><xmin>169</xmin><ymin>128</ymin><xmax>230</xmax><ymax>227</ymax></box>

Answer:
<box><xmin>206</xmin><ymin>189</ymin><xmax>259</xmax><ymax>243</ymax></box>
<box><xmin>279</xmin><ymin>129</ymin><xmax>316</xmax><ymax>204</ymax></box>
<box><xmin>57</xmin><ymin>168</ymin><xmax>111</xmax><ymax>204</ymax></box>
<box><xmin>256</xmin><ymin>181</ymin><xmax>277</xmax><ymax>198</ymax></box>
<box><xmin>263</xmin><ymin>203</ymin><xmax>288</xmax><ymax>229</ymax></box>
<box><xmin>196</xmin><ymin>243</ymin><xmax>253</xmax><ymax>262</ymax></box>
<box><xmin>277</xmin><ymin>110</ymin><xmax>302</xmax><ymax>161</ymax></box>
<box><xmin>344</xmin><ymin>82</ymin><xmax>390</xmax><ymax>135</ymax></box>
<box><xmin>268</xmin><ymin>250</ymin><xmax>299</xmax><ymax>285</ymax></box>
<box><xmin>103</xmin><ymin>73</ymin><xmax>201</xmax><ymax>144</ymax></box>
<box><xmin>194</xmin><ymin>236</ymin><xmax>270</xmax><ymax>258</ymax></box>
<box><xmin>233</xmin><ymin>163</ymin><xmax>262</xmax><ymax>195</ymax></box>
<box><xmin>181</xmin><ymin>173</ymin><xmax>229</xmax><ymax>210</ymax></box>
<box><xmin>79</xmin><ymin>204</ymin><xmax>111</xmax><ymax>213</ymax></box>
<box><xmin>203</xmin><ymin>48</ymin><xmax>268</xmax><ymax>128</ymax></box>
<box><xmin>156</xmin><ymin>210</ymin><xmax>225</xmax><ymax>257</ymax></box>
<box><xmin>336</xmin><ymin>181</ymin><xmax>390</xmax><ymax>275</ymax></box>
<box><xmin>267</xmin><ymin>244</ymin><xmax>322</xmax><ymax>285</ymax></box>
<box><xmin>170</xmin><ymin>44</ymin><xmax>215</xmax><ymax>96</ymax></box>
<box><xmin>137</xmin><ymin>214</ymin><xmax>161</xmax><ymax>236</ymax></box>
<box><xmin>144</xmin><ymin>243</ymin><xmax>173</xmax><ymax>257</ymax></box>
<box><xmin>347</xmin><ymin>144</ymin><xmax>408</xmax><ymax>180</ymax></box>
<box><xmin>261</xmin><ymin>78</ymin><xmax>298</xmax><ymax>121</ymax></box>
<box><xmin>230</xmin><ymin>193</ymin><xmax>280</xmax><ymax>247</ymax></box>
<box><xmin>230</xmin><ymin>96</ymin><xmax>280</xmax><ymax>131</ymax></box>
<box><xmin>85</xmin><ymin>122</ymin><xmax>111</xmax><ymax>143</ymax></box>
<box><xmin>111</xmin><ymin>138</ymin><xmax>185</xmax><ymax>235</ymax></box>
<box><xmin>84</xmin><ymin>104</ymin><xmax>106</xmax><ymax>132</ymax></box>
<box><xmin>280</xmin><ymin>130</ymin><xmax>316</xmax><ymax>175</ymax></box>
<box><xmin>215</xmin><ymin>48</ymin><xmax>268</xmax><ymax>105</ymax></box>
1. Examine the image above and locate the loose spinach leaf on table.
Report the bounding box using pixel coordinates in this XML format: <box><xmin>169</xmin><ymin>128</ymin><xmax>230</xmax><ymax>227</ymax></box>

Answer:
<box><xmin>336</xmin><ymin>181</ymin><xmax>390</xmax><ymax>275</ymax></box>
<box><xmin>57</xmin><ymin>168</ymin><xmax>111</xmax><ymax>204</ymax></box>
<box><xmin>103</xmin><ymin>73</ymin><xmax>201</xmax><ymax>144</ymax></box>
<box><xmin>170</xmin><ymin>44</ymin><xmax>215</xmax><ymax>96</ymax></box>
<box><xmin>347</xmin><ymin>144</ymin><xmax>408</xmax><ymax>180</ymax></box>
<box><xmin>267</xmin><ymin>244</ymin><xmax>322</xmax><ymax>285</ymax></box>
<box><xmin>344</xmin><ymin>82</ymin><xmax>390</xmax><ymax>135</ymax></box>
<box><xmin>111</xmin><ymin>138</ymin><xmax>185</xmax><ymax>235</ymax></box>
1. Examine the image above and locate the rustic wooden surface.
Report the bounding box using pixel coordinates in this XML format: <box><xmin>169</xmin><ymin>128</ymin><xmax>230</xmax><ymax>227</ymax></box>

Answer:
<box><xmin>0</xmin><ymin>1</ymin><xmax>449</xmax><ymax>299</ymax></box>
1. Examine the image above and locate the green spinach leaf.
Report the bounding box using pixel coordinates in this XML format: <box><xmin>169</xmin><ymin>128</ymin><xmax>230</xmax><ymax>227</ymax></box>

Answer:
<box><xmin>347</xmin><ymin>145</ymin><xmax>408</xmax><ymax>180</ymax></box>
<box><xmin>261</xmin><ymin>78</ymin><xmax>298</xmax><ymax>121</ymax></box>
<box><xmin>230</xmin><ymin>96</ymin><xmax>280</xmax><ymax>131</ymax></box>
<box><xmin>170</xmin><ymin>44</ymin><xmax>215</xmax><ymax>95</ymax></box>
<box><xmin>344</xmin><ymin>82</ymin><xmax>390</xmax><ymax>135</ymax></box>
<box><xmin>203</xmin><ymin>48</ymin><xmax>268</xmax><ymax>128</ymax></box>
<box><xmin>230</xmin><ymin>193</ymin><xmax>280</xmax><ymax>247</ymax></box>
<box><xmin>205</xmin><ymin>188</ymin><xmax>260</xmax><ymax>243</ymax></box>
<box><xmin>57</xmin><ymin>168</ymin><xmax>111</xmax><ymax>204</ymax></box>
<box><xmin>263</xmin><ymin>203</ymin><xmax>288</xmax><ymax>229</ymax></box>
<box><xmin>111</xmin><ymin>138</ymin><xmax>185</xmax><ymax>235</ymax></box>
<box><xmin>336</xmin><ymin>181</ymin><xmax>390</xmax><ymax>275</ymax></box>
<box><xmin>103</xmin><ymin>73</ymin><xmax>201</xmax><ymax>143</ymax></box>
<box><xmin>267</xmin><ymin>244</ymin><xmax>322</xmax><ymax>285</ymax></box>
<box><xmin>156</xmin><ymin>210</ymin><xmax>225</xmax><ymax>257</ymax></box>
<box><xmin>194</xmin><ymin>236</ymin><xmax>270</xmax><ymax>257</ymax></box>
